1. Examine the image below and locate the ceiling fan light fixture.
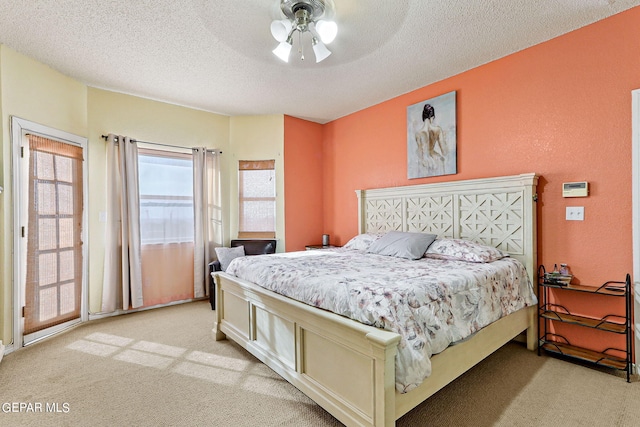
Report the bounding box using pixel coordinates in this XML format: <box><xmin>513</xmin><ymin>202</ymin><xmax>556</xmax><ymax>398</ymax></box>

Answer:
<box><xmin>312</xmin><ymin>38</ymin><xmax>331</xmax><ymax>62</ymax></box>
<box><xmin>270</xmin><ymin>19</ymin><xmax>292</xmax><ymax>42</ymax></box>
<box><xmin>270</xmin><ymin>0</ymin><xmax>337</xmax><ymax>63</ymax></box>
<box><xmin>315</xmin><ymin>19</ymin><xmax>337</xmax><ymax>44</ymax></box>
<box><xmin>273</xmin><ymin>40</ymin><xmax>293</xmax><ymax>62</ymax></box>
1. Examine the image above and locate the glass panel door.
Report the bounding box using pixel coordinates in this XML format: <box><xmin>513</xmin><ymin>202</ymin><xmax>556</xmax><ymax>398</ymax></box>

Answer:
<box><xmin>23</xmin><ymin>135</ymin><xmax>84</xmax><ymax>340</ymax></box>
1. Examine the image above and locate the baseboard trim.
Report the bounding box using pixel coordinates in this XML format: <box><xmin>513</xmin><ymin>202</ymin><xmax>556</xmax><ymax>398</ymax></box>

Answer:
<box><xmin>89</xmin><ymin>298</ymin><xmax>207</xmax><ymax>321</ymax></box>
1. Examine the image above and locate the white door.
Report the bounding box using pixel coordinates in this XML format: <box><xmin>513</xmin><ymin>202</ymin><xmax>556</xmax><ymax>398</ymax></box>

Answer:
<box><xmin>632</xmin><ymin>90</ymin><xmax>640</xmax><ymax>372</ymax></box>
<box><xmin>12</xmin><ymin>117</ymin><xmax>88</xmax><ymax>346</ymax></box>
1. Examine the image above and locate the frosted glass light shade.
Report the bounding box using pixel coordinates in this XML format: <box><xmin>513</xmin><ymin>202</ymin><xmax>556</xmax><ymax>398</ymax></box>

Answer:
<box><xmin>315</xmin><ymin>20</ymin><xmax>337</xmax><ymax>44</ymax></box>
<box><xmin>312</xmin><ymin>40</ymin><xmax>331</xmax><ymax>62</ymax></box>
<box><xmin>270</xmin><ymin>19</ymin><xmax>292</xmax><ymax>42</ymax></box>
<box><xmin>273</xmin><ymin>41</ymin><xmax>292</xmax><ymax>62</ymax></box>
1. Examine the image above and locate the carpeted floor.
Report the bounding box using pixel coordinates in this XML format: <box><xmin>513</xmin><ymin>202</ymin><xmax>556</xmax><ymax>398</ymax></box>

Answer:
<box><xmin>0</xmin><ymin>300</ymin><xmax>638</xmax><ymax>426</ymax></box>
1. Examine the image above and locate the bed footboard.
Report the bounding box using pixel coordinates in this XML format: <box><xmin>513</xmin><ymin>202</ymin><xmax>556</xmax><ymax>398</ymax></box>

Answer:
<box><xmin>213</xmin><ymin>272</ymin><xmax>402</xmax><ymax>427</ymax></box>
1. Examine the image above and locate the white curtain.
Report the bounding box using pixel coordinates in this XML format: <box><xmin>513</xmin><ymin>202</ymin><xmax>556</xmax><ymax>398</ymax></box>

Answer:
<box><xmin>193</xmin><ymin>148</ymin><xmax>222</xmax><ymax>299</ymax></box>
<box><xmin>102</xmin><ymin>134</ymin><xmax>144</xmax><ymax>312</ymax></box>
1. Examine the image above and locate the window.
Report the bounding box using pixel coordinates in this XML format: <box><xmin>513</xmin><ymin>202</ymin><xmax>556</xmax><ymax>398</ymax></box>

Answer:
<box><xmin>238</xmin><ymin>160</ymin><xmax>276</xmax><ymax>238</ymax></box>
<box><xmin>138</xmin><ymin>149</ymin><xmax>194</xmax><ymax>244</ymax></box>
<box><xmin>136</xmin><ymin>147</ymin><xmax>197</xmax><ymax>307</ymax></box>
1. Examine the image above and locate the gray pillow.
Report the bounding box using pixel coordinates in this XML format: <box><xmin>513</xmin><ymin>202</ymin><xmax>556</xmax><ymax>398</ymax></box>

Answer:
<box><xmin>367</xmin><ymin>231</ymin><xmax>437</xmax><ymax>260</ymax></box>
<box><xmin>215</xmin><ymin>245</ymin><xmax>245</xmax><ymax>271</ymax></box>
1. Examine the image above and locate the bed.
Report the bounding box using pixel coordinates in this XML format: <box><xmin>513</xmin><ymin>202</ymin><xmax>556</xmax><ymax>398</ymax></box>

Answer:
<box><xmin>212</xmin><ymin>173</ymin><xmax>539</xmax><ymax>427</ymax></box>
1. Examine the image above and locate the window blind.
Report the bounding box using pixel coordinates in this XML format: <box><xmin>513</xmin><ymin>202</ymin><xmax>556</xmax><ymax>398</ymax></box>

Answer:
<box><xmin>24</xmin><ymin>135</ymin><xmax>83</xmax><ymax>334</ymax></box>
<box><xmin>238</xmin><ymin>160</ymin><xmax>276</xmax><ymax>239</ymax></box>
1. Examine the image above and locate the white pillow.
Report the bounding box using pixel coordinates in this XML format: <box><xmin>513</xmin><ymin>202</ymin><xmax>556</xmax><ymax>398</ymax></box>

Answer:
<box><xmin>425</xmin><ymin>239</ymin><xmax>507</xmax><ymax>263</ymax></box>
<box><xmin>367</xmin><ymin>231</ymin><xmax>437</xmax><ymax>260</ymax></box>
<box><xmin>215</xmin><ymin>246</ymin><xmax>245</xmax><ymax>271</ymax></box>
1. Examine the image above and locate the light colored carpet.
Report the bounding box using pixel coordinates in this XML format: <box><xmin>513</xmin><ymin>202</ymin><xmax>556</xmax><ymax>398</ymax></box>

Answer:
<box><xmin>0</xmin><ymin>300</ymin><xmax>638</xmax><ymax>426</ymax></box>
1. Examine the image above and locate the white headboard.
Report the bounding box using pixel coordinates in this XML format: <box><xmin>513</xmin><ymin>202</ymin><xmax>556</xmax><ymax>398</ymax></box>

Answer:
<box><xmin>355</xmin><ymin>173</ymin><xmax>539</xmax><ymax>282</ymax></box>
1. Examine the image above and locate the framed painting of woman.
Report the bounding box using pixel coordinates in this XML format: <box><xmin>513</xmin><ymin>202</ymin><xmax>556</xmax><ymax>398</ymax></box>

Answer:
<box><xmin>407</xmin><ymin>91</ymin><xmax>457</xmax><ymax>179</ymax></box>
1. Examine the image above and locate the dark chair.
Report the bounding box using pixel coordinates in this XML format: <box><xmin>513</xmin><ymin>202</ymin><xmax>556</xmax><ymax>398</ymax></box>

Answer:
<box><xmin>209</xmin><ymin>239</ymin><xmax>277</xmax><ymax>309</ymax></box>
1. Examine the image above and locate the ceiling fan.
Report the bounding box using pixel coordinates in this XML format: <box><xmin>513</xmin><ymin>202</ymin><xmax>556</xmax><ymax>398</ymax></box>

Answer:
<box><xmin>270</xmin><ymin>0</ymin><xmax>338</xmax><ymax>63</ymax></box>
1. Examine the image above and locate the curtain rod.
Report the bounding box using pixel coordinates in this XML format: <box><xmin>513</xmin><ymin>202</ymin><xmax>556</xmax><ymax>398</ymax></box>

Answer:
<box><xmin>101</xmin><ymin>134</ymin><xmax>222</xmax><ymax>154</ymax></box>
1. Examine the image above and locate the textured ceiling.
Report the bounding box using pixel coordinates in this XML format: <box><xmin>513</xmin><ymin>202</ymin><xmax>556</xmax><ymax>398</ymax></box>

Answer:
<box><xmin>0</xmin><ymin>0</ymin><xmax>638</xmax><ymax>124</ymax></box>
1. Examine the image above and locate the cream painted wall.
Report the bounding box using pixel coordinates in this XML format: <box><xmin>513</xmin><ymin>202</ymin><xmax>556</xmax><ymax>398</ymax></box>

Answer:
<box><xmin>0</xmin><ymin>45</ymin><xmax>285</xmax><ymax>348</ymax></box>
<box><xmin>228</xmin><ymin>115</ymin><xmax>285</xmax><ymax>251</ymax></box>
<box><xmin>86</xmin><ymin>88</ymin><xmax>231</xmax><ymax>313</ymax></box>
<box><xmin>0</xmin><ymin>45</ymin><xmax>88</xmax><ymax>347</ymax></box>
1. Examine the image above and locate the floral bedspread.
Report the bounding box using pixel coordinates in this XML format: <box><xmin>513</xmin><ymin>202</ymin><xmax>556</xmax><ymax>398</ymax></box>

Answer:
<box><xmin>225</xmin><ymin>248</ymin><xmax>537</xmax><ymax>393</ymax></box>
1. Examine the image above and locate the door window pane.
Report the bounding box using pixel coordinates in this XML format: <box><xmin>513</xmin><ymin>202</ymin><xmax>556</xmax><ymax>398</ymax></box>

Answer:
<box><xmin>24</xmin><ymin>134</ymin><xmax>83</xmax><ymax>335</ymax></box>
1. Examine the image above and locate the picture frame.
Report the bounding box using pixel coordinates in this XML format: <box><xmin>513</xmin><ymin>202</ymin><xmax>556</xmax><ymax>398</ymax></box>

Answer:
<box><xmin>407</xmin><ymin>91</ymin><xmax>457</xmax><ymax>179</ymax></box>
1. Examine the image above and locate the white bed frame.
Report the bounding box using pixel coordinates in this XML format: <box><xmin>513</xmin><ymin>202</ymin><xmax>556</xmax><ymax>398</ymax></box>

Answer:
<box><xmin>213</xmin><ymin>173</ymin><xmax>539</xmax><ymax>427</ymax></box>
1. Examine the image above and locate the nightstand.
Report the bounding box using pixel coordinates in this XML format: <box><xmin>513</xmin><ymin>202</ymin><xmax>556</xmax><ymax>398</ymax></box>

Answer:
<box><xmin>305</xmin><ymin>245</ymin><xmax>338</xmax><ymax>250</ymax></box>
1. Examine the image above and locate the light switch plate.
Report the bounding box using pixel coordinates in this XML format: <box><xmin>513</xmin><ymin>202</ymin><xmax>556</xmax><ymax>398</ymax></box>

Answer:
<box><xmin>566</xmin><ymin>206</ymin><xmax>584</xmax><ymax>221</ymax></box>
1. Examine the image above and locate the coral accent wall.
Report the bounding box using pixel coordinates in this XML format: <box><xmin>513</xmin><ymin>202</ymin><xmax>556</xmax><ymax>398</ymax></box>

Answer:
<box><xmin>321</xmin><ymin>8</ymin><xmax>640</xmax><ymax>348</ymax></box>
<box><xmin>284</xmin><ymin>115</ymin><xmax>325</xmax><ymax>251</ymax></box>
<box><xmin>324</xmin><ymin>8</ymin><xmax>638</xmax><ymax>283</ymax></box>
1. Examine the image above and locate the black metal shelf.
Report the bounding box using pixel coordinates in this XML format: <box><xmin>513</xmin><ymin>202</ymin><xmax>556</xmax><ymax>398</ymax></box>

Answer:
<box><xmin>540</xmin><ymin>339</ymin><xmax>627</xmax><ymax>370</ymax></box>
<box><xmin>539</xmin><ymin>305</ymin><xmax>626</xmax><ymax>334</ymax></box>
<box><xmin>537</xmin><ymin>265</ymin><xmax>632</xmax><ymax>382</ymax></box>
<box><xmin>539</xmin><ymin>280</ymin><xmax>627</xmax><ymax>296</ymax></box>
